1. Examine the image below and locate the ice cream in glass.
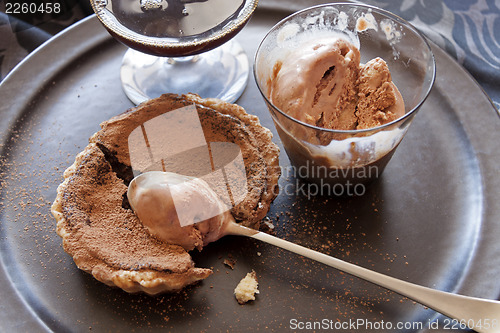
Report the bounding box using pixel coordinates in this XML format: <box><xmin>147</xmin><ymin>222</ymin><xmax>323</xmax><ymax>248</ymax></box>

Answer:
<box><xmin>255</xmin><ymin>4</ymin><xmax>435</xmax><ymax>191</ymax></box>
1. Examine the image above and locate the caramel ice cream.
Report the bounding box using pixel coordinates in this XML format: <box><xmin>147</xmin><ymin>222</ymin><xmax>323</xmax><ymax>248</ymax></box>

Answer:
<box><xmin>268</xmin><ymin>38</ymin><xmax>404</xmax><ymax>131</ymax></box>
<box><xmin>257</xmin><ymin>35</ymin><xmax>408</xmax><ymax>187</ymax></box>
<box><xmin>255</xmin><ymin>4</ymin><xmax>435</xmax><ymax>189</ymax></box>
<box><xmin>127</xmin><ymin>171</ymin><xmax>233</xmax><ymax>251</ymax></box>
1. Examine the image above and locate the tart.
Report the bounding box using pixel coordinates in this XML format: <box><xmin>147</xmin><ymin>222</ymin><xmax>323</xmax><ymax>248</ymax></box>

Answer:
<box><xmin>51</xmin><ymin>94</ymin><xmax>280</xmax><ymax>295</ymax></box>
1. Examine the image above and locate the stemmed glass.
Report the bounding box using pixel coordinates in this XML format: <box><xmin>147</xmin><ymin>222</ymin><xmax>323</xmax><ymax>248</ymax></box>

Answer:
<box><xmin>90</xmin><ymin>0</ymin><xmax>258</xmax><ymax>105</ymax></box>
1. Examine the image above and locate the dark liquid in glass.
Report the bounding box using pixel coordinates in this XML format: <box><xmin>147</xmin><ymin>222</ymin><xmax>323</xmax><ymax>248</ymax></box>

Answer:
<box><xmin>92</xmin><ymin>0</ymin><xmax>253</xmax><ymax>57</ymax></box>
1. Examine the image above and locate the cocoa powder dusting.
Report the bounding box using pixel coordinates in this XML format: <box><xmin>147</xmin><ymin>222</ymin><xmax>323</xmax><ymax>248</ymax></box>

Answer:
<box><xmin>59</xmin><ymin>144</ymin><xmax>196</xmax><ymax>273</ymax></box>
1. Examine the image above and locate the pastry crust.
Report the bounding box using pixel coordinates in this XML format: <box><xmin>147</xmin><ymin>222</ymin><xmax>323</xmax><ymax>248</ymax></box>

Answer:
<box><xmin>234</xmin><ymin>270</ymin><xmax>259</xmax><ymax>304</ymax></box>
<box><xmin>51</xmin><ymin>94</ymin><xmax>280</xmax><ymax>295</ymax></box>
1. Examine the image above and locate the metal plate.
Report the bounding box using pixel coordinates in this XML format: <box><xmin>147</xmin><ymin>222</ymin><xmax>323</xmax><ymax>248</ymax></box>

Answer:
<box><xmin>1</xmin><ymin>5</ymin><xmax>499</xmax><ymax>333</ymax></box>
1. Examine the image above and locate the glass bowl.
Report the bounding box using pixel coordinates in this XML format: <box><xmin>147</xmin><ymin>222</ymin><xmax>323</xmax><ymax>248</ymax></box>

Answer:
<box><xmin>254</xmin><ymin>3</ymin><xmax>435</xmax><ymax>194</ymax></box>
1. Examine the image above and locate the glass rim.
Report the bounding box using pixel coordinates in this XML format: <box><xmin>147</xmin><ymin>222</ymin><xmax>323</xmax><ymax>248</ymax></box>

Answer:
<box><xmin>91</xmin><ymin>0</ymin><xmax>259</xmax><ymax>50</ymax></box>
<box><xmin>253</xmin><ymin>2</ymin><xmax>437</xmax><ymax>135</ymax></box>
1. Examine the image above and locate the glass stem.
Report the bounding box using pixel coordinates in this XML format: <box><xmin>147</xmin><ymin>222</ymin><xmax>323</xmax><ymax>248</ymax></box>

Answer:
<box><xmin>167</xmin><ymin>55</ymin><xmax>199</xmax><ymax>65</ymax></box>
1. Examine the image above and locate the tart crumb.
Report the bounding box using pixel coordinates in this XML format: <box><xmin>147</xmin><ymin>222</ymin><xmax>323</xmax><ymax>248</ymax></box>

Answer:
<box><xmin>223</xmin><ymin>258</ymin><xmax>236</xmax><ymax>270</ymax></box>
<box><xmin>234</xmin><ymin>270</ymin><xmax>259</xmax><ymax>304</ymax></box>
